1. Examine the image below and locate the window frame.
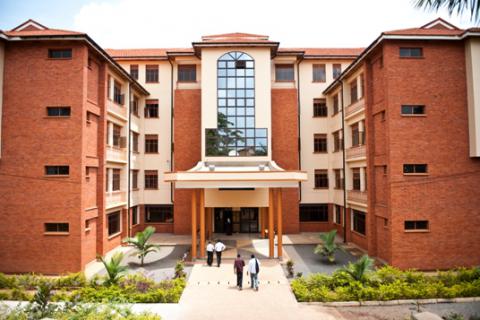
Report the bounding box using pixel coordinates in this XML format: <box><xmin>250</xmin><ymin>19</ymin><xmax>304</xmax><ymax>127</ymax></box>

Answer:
<box><xmin>145</xmin><ymin>205</ymin><xmax>174</xmax><ymax>223</ymax></box>
<box><xmin>131</xmin><ymin>131</ymin><xmax>139</xmax><ymax>153</ymax></box>
<box><xmin>44</xmin><ymin>222</ymin><xmax>69</xmax><ymax>235</ymax></box>
<box><xmin>275</xmin><ymin>64</ymin><xmax>295</xmax><ymax>82</ymax></box>
<box><xmin>130</xmin><ymin>64</ymin><xmax>139</xmax><ymax>80</ymax></box>
<box><xmin>131</xmin><ymin>206</ymin><xmax>139</xmax><ymax>226</ymax></box>
<box><xmin>403</xmin><ymin>164</ymin><xmax>428</xmax><ymax>175</ymax></box>
<box><xmin>48</xmin><ymin>48</ymin><xmax>72</xmax><ymax>59</ymax></box>
<box><xmin>351</xmin><ymin>123</ymin><xmax>360</xmax><ymax>147</ymax></box>
<box><xmin>314</xmin><ymin>169</ymin><xmax>329</xmax><ymax>189</ymax></box>
<box><xmin>145</xmin><ymin>100</ymin><xmax>159</xmax><ymax>118</ymax></box>
<box><xmin>144</xmin><ymin>170</ymin><xmax>158</xmax><ymax>189</ymax></box>
<box><xmin>107</xmin><ymin>211</ymin><xmax>121</xmax><ymax>237</ymax></box>
<box><xmin>352</xmin><ymin>168</ymin><xmax>361</xmax><ymax>191</ymax></box>
<box><xmin>145</xmin><ymin>65</ymin><xmax>159</xmax><ymax>83</ymax></box>
<box><xmin>45</xmin><ymin>165</ymin><xmax>70</xmax><ymax>176</ymax></box>
<box><xmin>352</xmin><ymin>210</ymin><xmax>366</xmax><ymax>235</ymax></box>
<box><xmin>333</xmin><ymin>130</ymin><xmax>343</xmax><ymax>152</ymax></box>
<box><xmin>333</xmin><ymin>94</ymin><xmax>339</xmax><ymax>115</ymax></box>
<box><xmin>46</xmin><ymin>106</ymin><xmax>71</xmax><ymax>117</ymax></box>
<box><xmin>332</xmin><ymin>64</ymin><xmax>342</xmax><ymax>79</ymax></box>
<box><xmin>131</xmin><ymin>169</ymin><xmax>139</xmax><ymax>190</ymax></box>
<box><xmin>145</xmin><ymin>134</ymin><xmax>159</xmax><ymax>154</ymax></box>
<box><xmin>178</xmin><ymin>64</ymin><xmax>197</xmax><ymax>82</ymax></box>
<box><xmin>404</xmin><ymin>220</ymin><xmax>429</xmax><ymax>232</ymax></box>
<box><xmin>313</xmin><ymin>134</ymin><xmax>328</xmax><ymax>153</ymax></box>
<box><xmin>334</xmin><ymin>169</ymin><xmax>343</xmax><ymax>189</ymax></box>
<box><xmin>399</xmin><ymin>47</ymin><xmax>423</xmax><ymax>58</ymax></box>
<box><xmin>313</xmin><ymin>99</ymin><xmax>327</xmax><ymax>117</ymax></box>
<box><xmin>350</xmin><ymin>80</ymin><xmax>358</xmax><ymax>104</ymax></box>
<box><xmin>312</xmin><ymin>64</ymin><xmax>326</xmax><ymax>83</ymax></box>
<box><xmin>112</xmin><ymin>168</ymin><xmax>121</xmax><ymax>191</ymax></box>
<box><xmin>299</xmin><ymin>204</ymin><xmax>329</xmax><ymax>222</ymax></box>
<box><xmin>401</xmin><ymin>105</ymin><xmax>426</xmax><ymax>116</ymax></box>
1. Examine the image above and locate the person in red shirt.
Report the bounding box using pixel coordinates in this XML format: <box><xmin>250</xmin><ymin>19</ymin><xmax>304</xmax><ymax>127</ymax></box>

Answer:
<box><xmin>233</xmin><ymin>254</ymin><xmax>245</xmax><ymax>290</ymax></box>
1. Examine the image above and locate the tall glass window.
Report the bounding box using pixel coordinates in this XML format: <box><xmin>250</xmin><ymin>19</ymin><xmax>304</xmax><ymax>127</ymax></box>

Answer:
<box><xmin>206</xmin><ymin>51</ymin><xmax>267</xmax><ymax>156</ymax></box>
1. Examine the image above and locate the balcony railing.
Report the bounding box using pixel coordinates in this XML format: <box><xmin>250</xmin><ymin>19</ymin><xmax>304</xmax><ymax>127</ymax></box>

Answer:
<box><xmin>346</xmin><ymin>145</ymin><xmax>366</xmax><ymax>160</ymax></box>
<box><xmin>347</xmin><ymin>190</ymin><xmax>367</xmax><ymax>205</ymax></box>
<box><xmin>106</xmin><ymin>191</ymin><xmax>127</xmax><ymax>209</ymax></box>
<box><xmin>345</xmin><ymin>98</ymin><xmax>365</xmax><ymax>118</ymax></box>
<box><xmin>106</xmin><ymin>145</ymin><xmax>127</xmax><ymax>163</ymax></box>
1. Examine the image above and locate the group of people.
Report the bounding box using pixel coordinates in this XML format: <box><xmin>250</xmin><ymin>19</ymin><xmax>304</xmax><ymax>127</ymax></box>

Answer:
<box><xmin>206</xmin><ymin>240</ymin><xmax>261</xmax><ymax>291</ymax></box>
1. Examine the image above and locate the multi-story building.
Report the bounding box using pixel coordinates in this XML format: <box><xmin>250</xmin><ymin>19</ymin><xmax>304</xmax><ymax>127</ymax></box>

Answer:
<box><xmin>0</xmin><ymin>18</ymin><xmax>478</xmax><ymax>274</ymax></box>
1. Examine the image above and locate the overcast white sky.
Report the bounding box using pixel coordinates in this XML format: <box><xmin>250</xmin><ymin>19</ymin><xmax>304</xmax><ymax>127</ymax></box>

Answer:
<box><xmin>1</xmin><ymin>0</ymin><xmax>476</xmax><ymax>49</ymax></box>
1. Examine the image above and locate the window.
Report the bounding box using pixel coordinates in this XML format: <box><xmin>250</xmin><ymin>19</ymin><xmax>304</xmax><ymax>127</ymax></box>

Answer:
<box><xmin>207</xmin><ymin>51</ymin><xmax>267</xmax><ymax>157</ymax></box>
<box><xmin>45</xmin><ymin>223</ymin><xmax>69</xmax><ymax>233</ymax></box>
<box><xmin>352</xmin><ymin>168</ymin><xmax>361</xmax><ymax>190</ymax></box>
<box><xmin>113</xmin><ymin>81</ymin><xmax>124</xmax><ymax>105</ymax></box>
<box><xmin>334</xmin><ymin>169</ymin><xmax>343</xmax><ymax>189</ymax></box>
<box><xmin>113</xmin><ymin>124</ymin><xmax>121</xmax><ymax>147</ymax></box>
<box><xmin>275</xmin><ymin>64</ymin><xmax>294</xmax><ymax>82</ymax></box>
<box><xmin>333</xmin><ymin>94</ymin><xmax>339</xmax><ymax>114</ymax></box>
<box><xmin>333</xmin><ymin>131</ymin><xmax>343</xmax><ymax>152</ymax></box>
<box><xmin>314</xmin><ymin>170</ymin><xmax>329</xmax><ymax>189</ymax></box>
<box><xmin>47</xmin><ymin>106</ymin><xmax>70</xmax><ymax>117</ymax></box>
<box><xmin>403</xmin><ymin>164</ymin><xmax>428</xmax><ymax>174</ymax></box>
<box><xmin>351</xmin><ymin>123</ymin><xmax>360</xmax><ymax>147</ymax></box>
<box><xmin>333</xmin><ymin>64</ymin><xmax>342</xmax><ymax>79</ymax></box>
<box><xmin>108</xmin><ymin>211</ymin><xmax>121</xmax><ymax>236</ymax></box>
<box><xmin>313</xmin><ymin>99</ymin><xmax>327</xmax><ymax>117</ymax></box>
<box><xmin>350</xmin><ymin>80</ymin><xmax>358</xmax><ymax>103</ymax></box>
<box><xmin>145</xmin><ymin>135</ymin><xmax>158</xmax><ymax>153</ymax></box>
<box><xmin>45</xmin><ymin>166</ymin><xmax>69</xmax><ymax>176</ymax></box>
<box><xmin>145</xmin><ymin>170</ymin><xmax>158</xmax><ymax>189</ymax></box>
<box><xmin>131</xmin><ymin>95</ymin><xmax>139</xmax><ymax>116</ymax></box>
<box><xmin>312</xmin><ymin>64</ymin><xmax>326</xmax><ymax>82</ymax></box>
<box><xmin>85</xmin><ymin>219</ymin><xmax>91</xmax><ymax>232</ymax></box>
<box><xmin>112</xmin><ymin>169</ymin><xmax>120</xmax><ymax>191</ymax></box>
<box><xmin>405</xmin><ymin>220</ymin><xmax>429</xmax><ymax>231</ymax></box>
<box><xmin>334</xmin><ymin>205</ymin><xmax>342</xmax><ymax>224</ymax></box>
<box><xmin>131</xmin><ymin>206</ymin><xmax>139</xmax><ymax>225</ymax></box>
<box><xmin>178</xmin><ymin>65</ymin><xmax>196</xmax><ymax>82</ymax></box>
<box><xmin>314</xmin><ymin>134</ymin><xmax>327</xmax><ymax>153</ymax></box>
<box><xmin>360</xmin><ymin>73</ymin><xmax>365</xmax><ymax>98</ymax></box>
<box><xmin>131</xmin><ymin>170</ymin><xmax>138</xmax><ymax>189</ymax></box>
<box><xmin>145</xmin><ymin>100</ymin><xmax>159</xmax><ymax>118</ymax></box>
<box><xmin>130</xmin><ymin>65</ymin><xmax>139</xmax><ymax>80</ymax></box>
<box><xmin>399</xmin><ymin>47</ymin><xmax>423</xmax><ymax>58</ymax></box>
<box><xmin>132</xmin><ymin>131</ymin><xmax>139</xmax><ymax>153</ymax></box>
<box><xmin>383</xmin><ymin>165</ymin><xmax>388</xmax><ymax>175</ymax></box>
<box><xmin>145</xmin><ymin>205</ymin><xmax>173</xmax><ymax>223</ymax></box>
<box><xmin>401</xmin><ymin>105</ymin><xmax>425</xmax><ymax>115</ymax></box>
<box><xmin>106</xmin><ymin>169</ymin><xmax>109</xmax><ymax>192</ymax></box>
<box><xmin>48</xmin><ymin>49</ymin><xmax>72</xmax><ymax>59</ymax></box>
<box><xmin>146</xmin><ymin>65</ymin><xmax>159</xmax><ymax>83</ymax></box>
<box><xmin>352</xmin><ymin>210</ymin><xmax>366</xmax><ymax>235</ymax></box>
<box><xmin>299</xmin><ymin>204</ymin><xmax>328</xmax><ymax>222</ymax></box>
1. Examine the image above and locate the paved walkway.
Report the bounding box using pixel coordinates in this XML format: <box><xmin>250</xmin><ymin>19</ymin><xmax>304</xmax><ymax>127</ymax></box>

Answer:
<box><xmin>177</xmin><ymin>260</ymin><xmax>343</xmax><ymax>320</ymax></box>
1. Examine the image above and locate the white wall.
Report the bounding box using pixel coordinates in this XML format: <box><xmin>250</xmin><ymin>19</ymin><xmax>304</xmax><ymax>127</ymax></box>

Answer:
<box><xmin>0</xmin><ymin>42</ymin><xmax>4</xmax><ymax>158</ymax></box>
<box><xmin>465</xmin><ymin>38</ymin><xmax>480</xmax><ymax>157</ymax></box>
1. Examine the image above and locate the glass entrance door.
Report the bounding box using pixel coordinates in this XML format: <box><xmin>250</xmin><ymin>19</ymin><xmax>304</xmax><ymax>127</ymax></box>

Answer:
<box><xmin>240</xmin><ymin>208</ymin><xmax>258</xmax><ymax>233</ymax></box>
<box><xmin>214</xmin><ymin>207</ymin><xmax>258</xmax><ymax>233</ymax></box>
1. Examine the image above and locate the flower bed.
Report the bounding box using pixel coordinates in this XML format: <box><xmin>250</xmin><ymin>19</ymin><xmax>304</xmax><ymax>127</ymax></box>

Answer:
<box><xmin>291</xmin><ymin>266</ymin><xmax>480</xmax><ymax>302</ymax></box>
<box><xmin>0</xmin><ymin>272</ymin><xmax>186</xmax><ymax>303</ymax></box>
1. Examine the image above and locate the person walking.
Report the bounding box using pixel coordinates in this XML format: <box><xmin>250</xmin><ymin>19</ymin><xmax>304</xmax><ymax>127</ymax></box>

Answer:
<box><xmin>206</xmin><ymin>241</ymin><xmax>215</xmax><ymax>266</ymax></box>
<box><xmin>214</xmin><ymin>239</ymin><xmax>226</xmax><ymax>267</ymax></box>
<box><xmin>247</xmin><ymin>254</ymin><xmax>261</xmax><ymax>291</ymax></box>
<box><xmin>233</xmin><ymin>254</ymin><xmax>245</xmax><ymax>290</ymax></box>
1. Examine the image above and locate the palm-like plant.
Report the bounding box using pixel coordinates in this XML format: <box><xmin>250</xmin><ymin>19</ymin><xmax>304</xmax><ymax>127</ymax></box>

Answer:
<box><xmin>314</xmin><ymin>230</ymin><xmax>340</xmax><ymax>263</ymax></box>
<box><xmin>414</xmin><ymin>0</ymin><xmax>480</xmax><ymax>24</ymax></box>
<box><xmin>123</xmin><ymin>226</ymin><xmax>159</xmax><ymax>266</ymax></box>
<box><xmin>343</xmin><ymin>255</ymin><xmax>375</xmax><ymax>283</ymax></box>
<box><xmin>98</xmin><ymin>252</ymin><xmax>128</xmax><ymax>286</ymax></box>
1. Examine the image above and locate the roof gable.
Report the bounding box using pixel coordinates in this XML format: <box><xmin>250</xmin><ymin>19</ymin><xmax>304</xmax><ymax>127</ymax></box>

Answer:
<box><xmin>11</xmin><ymin>19</ymin><xmax>48</xmax><ymax>31</ymax></box>
<box><xmin>421</xmin><ymin>17</ymin><xmax>459</xmax><ymax>30</ymax></box>
<box><xmin>202</xmin><ymin>32</ymin><xmax>269</xmax><ymax>41</ymax></box>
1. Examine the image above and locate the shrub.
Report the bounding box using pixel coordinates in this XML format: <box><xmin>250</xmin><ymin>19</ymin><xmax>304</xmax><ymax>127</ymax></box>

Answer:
<box><xmin>314</xmin><ymin>230</ymin><xmax>341</xmax><ymax>263</ymax></box>
<box><xmin>54</xmin><ymin>273</ymin><xmax>86</xmax><ymax>289</ymax></box>
<box><xmin>290</xmin><ymin>264</ymin><xmax>480</xmax><ymax>303</ymax></box>
<box><xmin>98</xmin><ymin>252</ymin><xmax>128</xmax><ymax>286</ymax></box>
<box><xmin>123</xmin><ymin>227</ymin><xmax>160</xmax><ymax>266</ymax></box>
<box><xmin>174</xmin><ymin>261</ymin><xmax>185</xmax><ymax>279</ymax></box>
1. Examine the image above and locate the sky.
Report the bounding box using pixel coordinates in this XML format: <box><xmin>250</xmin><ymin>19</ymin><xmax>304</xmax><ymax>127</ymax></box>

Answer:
<box><xmin>0</xmin><ymin>0</ymin><xmax>476</xmax><ymax>49</ymax></box>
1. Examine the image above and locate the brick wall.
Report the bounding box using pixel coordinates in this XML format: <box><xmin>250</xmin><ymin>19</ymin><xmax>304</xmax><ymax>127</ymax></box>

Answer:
<box><xmin>173</xmin><ymin>89</ymin><xmax>201</xmax><ymax>234</ymax></box>
<box><xmin>271</xmin><ymin>89</ymin><xmax>300</xmax><ymax>234</ymax></box>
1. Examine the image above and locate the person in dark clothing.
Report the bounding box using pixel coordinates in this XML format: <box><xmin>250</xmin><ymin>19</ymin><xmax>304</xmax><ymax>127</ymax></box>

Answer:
<box><xmin>233</xmin><ymin>254</ymin><xmax>245</xmax><ymax>290</ymax></box>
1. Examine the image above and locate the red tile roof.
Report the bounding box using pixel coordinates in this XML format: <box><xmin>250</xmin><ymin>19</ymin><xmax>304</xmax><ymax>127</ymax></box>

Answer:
<box><xmin>279</xmin><ymin>47</ymin><xmax>364</xmax><ymax>57</ymax></box>
<box><xmin>383</xmin><ymin>27</ymin><xmax>464</xmax><ymax>36</ymax></box>
<box><xmin>4</xmin><ymin>29</ymin><xmax>85</xmax><ymax>37</ymax></box>
<box><xmin>106</xmin><ymin>48</ymin><xmax>194</xmax><ymax>58</ymax></box>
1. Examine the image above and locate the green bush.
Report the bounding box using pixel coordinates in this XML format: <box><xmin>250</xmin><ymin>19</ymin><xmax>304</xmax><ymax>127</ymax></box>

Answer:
<box><xmin>291</xmin><ymin>265</ymin><xmax>480</xmax><ymax>302</ymax></box>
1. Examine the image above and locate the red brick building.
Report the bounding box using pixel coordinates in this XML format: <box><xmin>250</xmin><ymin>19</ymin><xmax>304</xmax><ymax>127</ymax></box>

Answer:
<box><xmin>0</xmin><ymin>18</ymin><xmax>478</xmax><ymax>274</ymax></box>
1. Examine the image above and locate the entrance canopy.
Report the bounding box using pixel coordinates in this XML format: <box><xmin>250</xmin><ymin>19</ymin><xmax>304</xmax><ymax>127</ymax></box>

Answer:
<box><xmin>164</xmin><ymin>161</ymin><xmax>307</xmax><ymax>189</ymax></box>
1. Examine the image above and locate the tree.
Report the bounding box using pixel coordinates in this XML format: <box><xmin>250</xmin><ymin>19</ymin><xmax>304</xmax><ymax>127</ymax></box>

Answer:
<box><xmin>206</xmin><ymin>112</ymin><xmax>243</xmax><ymax>156</ymax></box>
<box><xmin>343</xmin><ymin>255</ymin><xmax>375</xmax><ymax>283</ymax></box>
<box><xmin>123</xmin><ymin>226</ymin><xmax>160</xmax><ymax>266</ymax></box>
<box><xmin>98</xmin><ymin>252</ymin><xmax>128</xmax><ymax>286</ymax></box>
<box><xmin>314</xmin><ymin>230</ymin><xmax>341</xmax><ymax>263</ymax></box>
<box><xmin>415</xmin><ymin>0</ymin><xmax>480</xmax><ymax>23</ymax></box>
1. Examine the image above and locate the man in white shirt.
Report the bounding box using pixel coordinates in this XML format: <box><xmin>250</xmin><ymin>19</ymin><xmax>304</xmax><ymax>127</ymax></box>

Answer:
<box><xmin>214</xmin><ymin>240</ymin><xmax>226</xmax><ymax>267</ymax></box>
<box><xmin>206</xmin><ymin>241</ymin><xmax>215</xmax><ymax>266</ymax></box>
<box><xmin>247</xmin><ymin>254</ymin><xmax>261</xmax><ymax>291</ymax></box>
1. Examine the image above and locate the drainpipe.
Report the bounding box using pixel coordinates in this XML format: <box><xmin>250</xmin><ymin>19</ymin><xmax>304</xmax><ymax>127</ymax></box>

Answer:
<box><xmin>127</xmin><ymin>83</ymin><xmax>132</xmax><ymax>238</ymax></box>
<box><xmin>168</xmin><ymin>58</ymin><xmax>174</xmax><ymax>203</ymax></box>
<box><xmin>340</xmin><ymin>80</ymin><xmax>347</xmax><ymax>244</ymax></box>
<box><xmin>296</xmin><ymin>56</ymin><xmax>304</xmax><ymax>201</ymax></box>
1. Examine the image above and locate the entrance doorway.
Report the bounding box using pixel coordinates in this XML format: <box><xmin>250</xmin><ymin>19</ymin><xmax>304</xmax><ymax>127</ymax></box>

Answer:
<box><xmin>214</xmin><ymin>208</ymin><xmax>259</xmax><ymax>233</ymax></box>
